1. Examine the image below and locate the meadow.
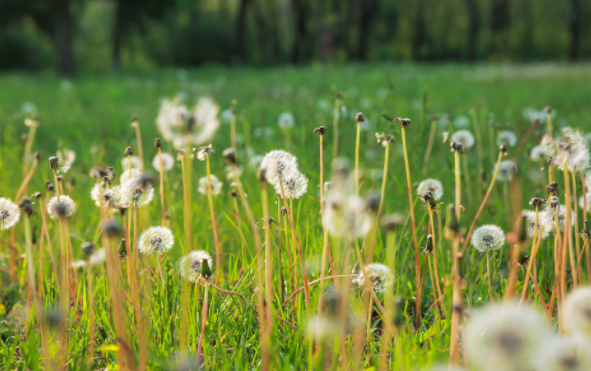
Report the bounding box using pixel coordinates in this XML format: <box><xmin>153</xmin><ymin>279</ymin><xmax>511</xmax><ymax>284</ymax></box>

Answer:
<box><xmin>1</xmin><ymin>63</ymin><xmax>591</xmax><ymax>370</ymax></box>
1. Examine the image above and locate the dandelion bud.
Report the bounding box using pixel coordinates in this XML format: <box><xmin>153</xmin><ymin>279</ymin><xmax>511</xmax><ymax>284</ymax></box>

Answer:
<box><xmin>81</xmin><ymin>242</ymin><xmax>95</xmax><ymax>258</ymax></box>
<box><xmin>231</xmin><ymin>190</ymin><xmax>237</xmax><ymax>198</ymax></box>
<box><xmin>549</xmin><ymin>195</ymin><xmax>560</xmax><ymax>208</ymax></box>
<box><xmin>131</xmin><ymin>114</ymin><xmax>138</xmax><ymax>122</ymax></box>
<box><xmin>179</xmin><ymin>250</ymin><xmax>213</xmax><ymax>284</ymax></box>
<box><xmin>543</xmin><ymin>106</ymin><xmax>552</xmax><ymax>114</ymax></box>
<box><xmin>155</xmin><ymin>138</ymin><xmax>162</xmax><ymax>149</ymax></box>
<box><xmin>314</xmin><ymin>126</ymin><xmax>327</xmax><ymax>135</ymax></box>
<box><xmin>124</xmin><ymin>146</ymin><xmax>133</xmax><ymax>156</ymax></box>
<box><xmin>18</xmin><ymin>197</ymin><xmax>34</xmax><ymax>218</ymax></box>
<box><xmin>223</xmin><ymin>147</ymin><xmax>237</xmax><ymax>165</ymax></box>
<box><xmin>46</xmin><ymin>182</ymin><xmax>56</xmax><ymax>196</ymax></box>
<box><xmin>423</xmin><ymin>234</ymin><xmax>434</xmax><ymax>254</ymax></box>
<box><xmin>103</xmin><ymin>220</ymin><xmax>123</xmax><ymax>237</ymax></box>
<box><xmin>34</xmin><ymin>152</ymin><xmax>40</xmax><ymax>161</ymax></box>
<box><xmin>281</xmin><ymin>206</ymin><xmax>288</xmax><ymax>215</ymax></box>
<box><xmin>49</xmin><ymin>156</ymin><xmax>59</xmax><ymax>170</ymax></box>
<box><xmin>582</xmin><ymin>220</ymin><xmax>591</xmax><ymax>239</ymax></box>
<box><xmin>33</xmin><ymin>192</ymin><xmax>42</xmax><ymax>199</ymax></box>
<box><xmin>499</xmin><ymin>144</ymin><xmax>507</xmax><ymax>155</ymax></box>
<box><xmin>450</xmin><ymin>141</ymin><xmax>464</xmax><ymax>154</ymax></box>
<box><xmin>355</xmin><ymin>112</ymin><xmax>365</xmax><ymax>124</ymax></box>
<box><xmin>56</xmin><ymin>175</ymin><xmax>63</xmax><ymax>183</ymax></box>
<box><xmin>102</xmin><ymin>176</ymin><xmax>111</xmax><ymax>186</ymax></box>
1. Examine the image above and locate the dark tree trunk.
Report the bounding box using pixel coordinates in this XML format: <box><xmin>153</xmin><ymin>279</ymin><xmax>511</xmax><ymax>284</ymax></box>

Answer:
<box><xmin>355</xmin><ymin>0</ymin><xmax>378</xmax><ymax>60</ymax></box>
<box><xmin>55</xmin><ymin>4</ymin><xmax>75</xmax><ymax>76</ymax></box>
<box><xmin>112</xmin><ymin>3</ymin><xmax>122</xmax><ymax>72</ymax></box>
<box><xmin>235</xmin><ymin>0</ymin><xmax>251</xmax><ymax>64</ymax></box>
<box><xmin>465</xmin><ymin>0</ymin><xmax>479</xmax><ymax>61</ymax></box>
<box><xmin>411</xmin><ymin>0</ymin><xmax>426</xmax><ymax>60</ymax></box>
<box><xmin>569</xmin><ymin>0</ymin><xmax>582</xmax><ymax>61</ymax></box>
<box><xmin>291</xmin><ymin>0</ymin><xmax>309</xmax><ymax>64</ymax></box>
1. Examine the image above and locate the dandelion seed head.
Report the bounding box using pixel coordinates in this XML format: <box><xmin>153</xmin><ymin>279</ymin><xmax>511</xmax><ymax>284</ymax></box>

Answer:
<box><xmin>471</xmin><ymin>225</ymin><xmax>505</xmax><ymax>252</ymax></box>
<box><xmin>524</xmin><ymin>210</ymin><xmax>552</xmax><ymax>240</ymax></box>
<box><xmin>530</xmin><ymin>145</ymin><xmax>549</xmax><ymax>161</ymax></box>
<box><xmin>198</xmin><ymin>175</ymin><xmax>223</xmax><ymax>196</ymax></box>
<box><xmin>120</xmin><ymin>176</ymin><xmax>155</xmax><ymax>207</ymax></box>
<box><xmin>260</xmin><ymin>150</ymin><xmax>298</xmax><ymax>187</ymax></box>
<box><xmin>497</xmin><ymin>131</ymin><xmax>518</xmax><ymax>147</ymax></box>
<box><xmin>152</xmin><ymin>153</ymin><xmax>175</xmax><ymax>171</ymax></box>
<box><xmin>0</xmin><ymin>198</ymin><xmax>20</xmax><ymax>230</ymax></box>
<box><xmin>497</xmin><ymin>160</ymin><xmax>518</xmax><ymax>182</ymax></box>
<box><xmin>563</xmin><ymin>287</ymin><xmax>591</xmax><ymax>338</ymax></box>
<box><xmin>179</xmin><ymin>250</ymin><xmax>213</xmax><ymax>284</ymax></box>
<box><xmin>139</xmin><ymin>226</ymin><xmax>174</xmax><ymax>255</ymax></box>
<box><xmin>417</xmin><ymin>179</ymin><xmax>444</xmax><ymax>201</ymax></box>
<box><xmin>579</xmin><ymin>193</ymin><xmax>591</xmax><ymax>213</ymax></box>
<box><xmin>465</xmin><ymin>302</ymin><xmax>548</xmax><ymax>371</ymax></box>
<box><xmin>47</xmin><ymin>195</ymin><xmax>76</xmax><ymax>219</ymax></box>
<box><xmin>543</xmin><ymin>205</ymin><xmax>576</xmax><ymax>232</ymax></box>
<box><xmin>450</xmin><ymin>130</ymin><xmax>475</xmax><ymax>149</ymax></box>
<box><xmin>90</xmin><ymin>184</ymin><xmax>121</xmax><ymax>207</ymax></box>
<box><xmin>353</xmin><ymin>263</ymin><xmax>393</xmax><ymax>294</ymax></box>
<box><xmin>121</xmin><ymin>156</ymin><xmax>143</xmax><ymax>172</ymax></box>
<box><xmin>534</xmin><ymin>336</ymin><xmax>591</xmax><ymax>371</ymax></box>
<box><xmin>278</xmin><ymin>112</ymin><xmax>295</xmax><ymax>129</ymax></box>
<box><xmin>56</xmin><ymin>149</ymin><xmax>76</xmax><ymax>166</ymax></box>
<box><xmin>89</xmin><ymin>248</ymin><xmax>107</xmax><ymax>266</ymax></box>
<box><xmin>119</xmin><ymin>168</ymin><xmax>142</xmax><ymax>184</ymax></box>
<box><xmin>279</xmin><ymin>170</ymin><xmax>308</xmax><ymax>199</ymax></box>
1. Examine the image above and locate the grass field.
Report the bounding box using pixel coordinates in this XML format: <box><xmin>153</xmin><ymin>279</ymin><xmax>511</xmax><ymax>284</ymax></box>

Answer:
<box><xmin>1</xmin><ymin>63</ymin><xmax>591</xmax><ymax>370</ymax></box>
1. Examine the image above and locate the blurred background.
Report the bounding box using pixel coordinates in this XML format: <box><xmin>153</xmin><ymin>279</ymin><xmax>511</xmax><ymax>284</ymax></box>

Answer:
<box><xmin>1</xmin><ymin>0</ymin><xmax>590</xmax><ymax>75</ymax></box>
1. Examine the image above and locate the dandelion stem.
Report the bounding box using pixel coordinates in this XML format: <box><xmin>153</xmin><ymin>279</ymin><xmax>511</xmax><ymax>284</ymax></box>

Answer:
<box><xmin>401</xmin><ymin>126</ymin><xmax>422</xmax><ymax>328</ymax></box>
<box><xmin>519</xmin><ymin>212</ymin><xmax>543</xmax><ymax>306</ymax></box>
<box><xmin>333</xmin><ymin>95</ymin><xmax>340</xmax><ymax>160</ymax></box>
<box><xmin>133</xmin><ymin>119</ymin><xmax>145</xmax><ymax>172</ymax></box>
<box><xmin>355</xmin><ymin>121</ymin><xmax>361</xmax><ymax>195</ymax></box>
<box><xmin>261</xmin><ymin>181</ymin><xmax>274</xmax><ymax>341</ymax></box>
<box><xmin>196</xmin><ymin>283</ymin><xmax>209</xmax><ymax>367</ymax></box>
<box><xmin>427</xmin><ymin>207</ymin><xmax>445</xmax><ymax>314</ymax></box>
<box><xmin>86</xmin><ymin>263</ymin><xmax>95</xmax><ymax>370</ymax></box>
<box><xmin>461</xmin><ymin>151</ymin><xmax>503</xmax><ymax>255</ymax></box>
<box><xmin>206</xmin><ymin>153</ymin><xmax>222</xmax><ymax>278</ymax></box>
<box><xmin>486</xmin><ymin>251</ymin><xmax>493</xmax><ymax>304</ymax></box>
<box><xmin>422</xmin><ymin>118</ymin><xmax>437</xmax><ymax>176</ymax></box>
<box><xmin>157</xmin><ymin>148</ymin><xmax>166</xmax><ymax>226</ymax></box>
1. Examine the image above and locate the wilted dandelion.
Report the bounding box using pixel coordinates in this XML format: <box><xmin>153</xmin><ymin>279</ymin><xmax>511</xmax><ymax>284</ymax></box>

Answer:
<box><xmin>353</xmin><ymin>263</ymin><xmax>393</xmax><ymax>294</ymax></box>
<box><xmin>497</xmin><ymin>131</ymin><xmax>517</xmax><ymax>147</ymax></box>
<box><xmin>139</xmin><ymin>226</ymin><xmax>174</xmax><ymax>255</ymax></box>
<box><xmin>120</xmin><ymin>175</ymin><xmax>155</xmax><ymax>207</ymax></box>
<box><xmin>450</xmin><ymin>130</ymin><xmax>475</xmax><ymax>149</ymax></box>
<box><xmin>471</xmin><ymin>225</ymin><xmax>505</xmax><ymax>252</ymax></box>
<box><xmin>47</xmin><ymin>195</ymin><xmax>76</xmax><ymax>219</ymax></box>
<box><xmin>562</xmin><ymin>287</ymin><xmax>591</xmax><ymax>338</ymax></box>
<box><xmin>496</xmin><ymin>160</ymin><xmax>518</xmax><ymax>181</ymax></box>
<box><xmin>417</xmin><ymin>179</ymin><xmax>444</xmax><ymax>200</ymax></box>
<box><xmin>198</xmin><ymin>175</ymin><xmax>222</xmax><ymax>196</ymax></box>
<box><xmin>465</xmin><ymin>302</ymin><xmax>548</xmax><ymax>371</ymax></box>
<box><xmin>0</xmin><ymin>198</ymin><xmax>20</xmax><ymax>230</ymax></box>
<box><xmin>90</xmin><ymin>184</ymin><xmax>121</xmax><ymax>207</ymax></box>
<box><xmin>179</xmin><ymin>250</ymin><xmax>213</xmax><ymax>284</ymax></box>
<box><xmin>152</xmin><ymin>153</ymin><xmax>174</xmax><ymax>171</ymax></box>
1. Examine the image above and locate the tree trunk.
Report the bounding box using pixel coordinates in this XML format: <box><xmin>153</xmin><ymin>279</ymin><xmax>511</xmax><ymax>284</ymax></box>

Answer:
<box><xmin>291</xmin><ymin>0</ymin><xmax>309</xmax><ymax>64</ymax></box>
<box><xmin>465</xmin><ymin>0</ymin><xmax>479</xmax><ymax>61</ymax></box>
<box><xmin>355</xmin><ymin>0</ymin><xmax>378</xmax><ymax>61</ymax></box>
<box><xmin>235</xmin><ymin>0</ymin><xmax>251</xmax><ymax>65</ymax></box>
<box><xmin>569</xmin><ymin>0</ymin><xmax>582</xmax><ymax>61</ymax></box>
<box><xmin>411</xmin><ymin>0</ymin><xmax>426</xmax><ymax>60</ymax></box>
<box><xmin>55</xmin><ymin>5</ymin><xmax>75</xmax><ymax>76</ymax></box>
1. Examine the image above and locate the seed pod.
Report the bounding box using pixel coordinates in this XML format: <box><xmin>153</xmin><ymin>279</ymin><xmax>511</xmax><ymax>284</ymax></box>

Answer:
<box><xmin>155</xmin><ymin>138</ymin><xmax>162</xmax><ymax>149</ymax></box>
<box><xmin>124</xmin><ymin>147</ymin><xmax>133</xmax><ymax>156</ymax></box>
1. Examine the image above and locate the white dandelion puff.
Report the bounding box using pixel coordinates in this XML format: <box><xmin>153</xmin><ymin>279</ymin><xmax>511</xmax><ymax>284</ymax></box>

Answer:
<box><xmin>56</xmin><ymin>149</ymin><xmax>76</xmax><ymax>166</ymax></box>
<box><xmin>450</xmin><ymin>130</ymin><xmax>475</xmax><ymax>149</ymax></box>
<box><xmin>139</xmin><ymin>226</ymin><xmax>174</xmax><ymax>255</ymax></box>
<box><xmin>496</xmin><ymin>160</ymin><xmax>518</xmax><ymax>182</ymax></box>
<box><xmin>530</xmin><ymin>145</ymin><xmax>548</xmax><ymax>161</ymax></box>
<box><xmin>198</xmin><ymin>175</ymin><xmax>223</xmax><ymax>196</ymax></box>
<box><xmin>120</xmin><ymin>176</ymin><xmax>155</xmax><ymax>207</ymax></box>
<box><xmin>465</xmin><ymin>302</ymin><xmax>549</xmax><ymax>371</ymax></box>
<box><xmin>0</xmin><ymin>198</ymin><xmax>20</xmax><ymax>230</ymax></box>
<box><xmin>179</xmin><ymin>250</ymin><xmax>213</xmax><ymax>284</ymax></box>
<box><xmin>563</xmin><ymin>287</ymin><xmax>591</xmax><ymax>338</ymax></box>
<box><xmin>543</xmin><ymin>205</ymin><xmax>576</xmax><ymax>232</ymax></box>
<box><xmin>278</xmin><ymin>112</ymin><xmax>295</xmax><ymax>129</ymax></box>
<box><xmin>524</xmin><ymin>210</ymin><xmax>552</xmax><ymax>240</ymax></box>
<box><xmin>47</xmin><ymin>196</ymin><xmax>77</xmax><ymax>220</ymax></box>
<box><xmin>353</xmin><ymin>263</ymin><xmax>393</xmax><ymax>294</ymax></box>
<box><xmin>497</xmin><ymin>131</ymin><xmax>518</xmax><ymax>147</ymax></box>
<box><xmin>90</xmin><ymin>184</ymin><xmax>121</xmax><ymax>207</ymax></box>
<box><xmin>579</xmin><ymin>193</ymin><xmax>591</xmax><ymax>213</ymax></box>
<box><xmin>417</xmin><ymin>179</ymin><xmax>444</xmax><ymax>200</ymax></box>
<box><xmin>534</xmin><ymin>336</ymin><xmax>591</xmax><ymax>371</ymax></box>
<box><xmin>120</xmin><ymin>168</ymin><xmax>142</xmax><ymax>184</ymax></box>
<box><xmin>278</xmin><ymin>170</ymin><xmax>308</xmax><ymax>199</ymax></box>
<box><xmin>89</xmin><ymin>248</ymin><xmax>107</xmax><ymax>266</ymax></box>
<box><xmin>471</xmin><ymin>225</ymin><xmax>505</xmax><ymax>252</ymax></box>
<box><xmin>121</xmin><ymin>156</ymin><xmax>143</xmax><ymax>172</ymax></box>
<box><xmin>453</xmin><ymin>115</ymin><xmax>470</xmax><ymax>128</ymax></box>
<box><xmin>152</xmin><ymin>153</ymin><xmax>175</xmax><ymax>171</ymax></box>
<box><xmin>260</xmin><ymin>150</ymin><xmax>299</xmax><ymax>187</ymax></box>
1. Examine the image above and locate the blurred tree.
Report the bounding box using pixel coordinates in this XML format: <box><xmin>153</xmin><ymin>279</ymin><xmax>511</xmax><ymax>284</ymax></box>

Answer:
<box><xmin>0</xmin><ymin>0</ymin><xmax>80</xmax><ymax>75</ymax></box>
<box><xmin>568</xmin><ymin>0</ymin><xmax>583</xmax><ymax>60</ymax></box>
<box><xmin>291</xmin><ymin>0</ymin><xmax>311</xmax><ymax>64</ymax></box>
<box><xmin>111</xmin><ymin>0</ymin><xmax>175</xmax><ymax>71</ymax></box>
<box><xmin>234</xmin><ymin>0</ymin><xmax>251</xmax><ymax>65</ymax></box>
<box><xmin>355</xmin><ymin>0</ymin><xmax>380</xmax><ymax>60</ymax></box>
<box><xmin>464</xmin><ymin>0</ymin><xmax>480</xmax><ymax>60</ymax></box>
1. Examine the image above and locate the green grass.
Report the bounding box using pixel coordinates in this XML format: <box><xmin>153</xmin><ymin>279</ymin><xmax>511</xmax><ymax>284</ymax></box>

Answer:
<box><xmin>1</xmin><ymin>63</ymin><xmax>591</xmax><ymax>370</ymax></box>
